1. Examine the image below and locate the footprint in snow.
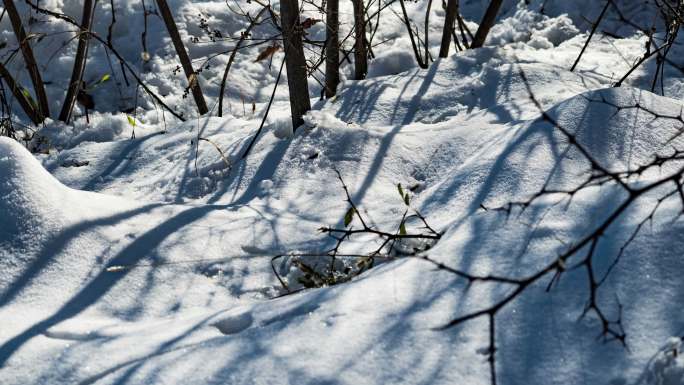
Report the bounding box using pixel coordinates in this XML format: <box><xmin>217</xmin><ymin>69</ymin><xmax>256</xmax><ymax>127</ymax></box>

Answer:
<box><xmin>646</xmin><ymin>337</ymin><xmax>683</xmax><ymax>385</ymax></box>
<box><xmin>212</xmin><ymin>311</ymin><xmax>254</xmax><ymax>335</ymax></box>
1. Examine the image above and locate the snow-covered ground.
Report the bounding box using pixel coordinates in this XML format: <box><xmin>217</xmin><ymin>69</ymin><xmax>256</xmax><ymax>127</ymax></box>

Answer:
<box><xmin>2</xmin><ymin>0</ymin><xmax>684</xmax><ymax>384</ymax></box>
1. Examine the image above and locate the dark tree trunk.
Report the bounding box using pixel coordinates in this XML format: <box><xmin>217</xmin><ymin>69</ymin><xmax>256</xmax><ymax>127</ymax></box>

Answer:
<box><xmin>424</xmin><ymin>0</ymin><xmax>433</xmax><ymax>64</ymax></box>
<box><xmin>351</xmin><ymin>0</ymin><xmax>367</xmax><ymax>79</ymax></box>
<box><xmin>155</xmin><ymin>0</ymin><xmax>209</xmax><ymax>115</ymax></box>
<box><xmin>3</xmin><ymin>0</ymin><xmax>50</xmax><ymax>121</ymax></box>
<box><xmin>439</xmin><ymin>0</ymin><xmax>458</xmax><ymax>57</ymax></box>
<box><xmin>59</xmin><ymin>0</ymin><xmax>95</xmax><ymax>123</ymax></box>
<box><xmin>280</xmin><ymin>0</ymin><xmax>311</xmax><ymax>130</ymax></box>
<box><xmin>0</xmin><ymin>62</ymin><xmax>42</xmax><ymax>124</ymax></box>
<box><xmin>324</xmin><ymin>0</ymin><xmax>340</xmax><ymax>97</ymax></box>
<box><xmin>470</xmin><ymin>0</ymin><xmax>504</xmax><ymax>48</ymax></box>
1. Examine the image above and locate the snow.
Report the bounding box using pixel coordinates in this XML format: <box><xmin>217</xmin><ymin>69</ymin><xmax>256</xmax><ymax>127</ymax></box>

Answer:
<box><xmin>486</xmin><ymin>6</ymin><xmax>579</xmax><ymax>48</ymax></box>
<box><xmin>1</xmin><ymin>0</ymin><xmax>684</xmax><ymax>384</ymax></box>
<box><xmin>367</xmin><ymin>45</ymin><xmax>419</xmax><ymax>78</ymax></box>
<box><xmin>648</xmin><ymin>337</ymin><xmax>684</xmax><ymax>385</ymax></box>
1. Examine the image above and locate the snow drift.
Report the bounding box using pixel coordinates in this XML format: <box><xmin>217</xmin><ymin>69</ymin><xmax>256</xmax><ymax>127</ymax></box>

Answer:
<box><xmin>1</xmin><ymin>0</ymin><xmax>684</xmax><ymax>384</ymax></box>
<box><xmin>2</xmin><ymin>83</ymin><xmax>684</xmax><ymax>384</ymax></box>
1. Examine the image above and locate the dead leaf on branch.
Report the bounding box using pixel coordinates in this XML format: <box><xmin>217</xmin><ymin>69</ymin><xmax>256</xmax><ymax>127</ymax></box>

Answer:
<box><xmin>254</xmin><ymin>44</ymin><xmax>281</xmax><ymax>62</ymax></box>
<box><xmin>300</xmin><ymin>18</ymin><xmax>321</xmax><ymax>29</ymax></box>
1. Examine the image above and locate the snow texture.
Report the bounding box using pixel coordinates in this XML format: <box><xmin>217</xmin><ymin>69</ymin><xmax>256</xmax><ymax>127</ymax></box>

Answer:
<box><xmin>1</xmin><ymin>1</ymin><xmax>684</xmax><ymax>385</ymax></box>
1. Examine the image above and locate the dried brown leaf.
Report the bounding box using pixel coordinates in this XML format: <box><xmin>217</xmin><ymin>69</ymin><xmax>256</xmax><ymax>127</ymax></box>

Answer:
<box><xmin>254</xmin><ymin>44</ymin><xmax>281</xmax><ymax>62</ymax></box>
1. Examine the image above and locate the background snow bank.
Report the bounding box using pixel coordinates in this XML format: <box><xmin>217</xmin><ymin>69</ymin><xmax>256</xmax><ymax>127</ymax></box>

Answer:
<box><xmin>0</xmin><ymin>0</ymin><xmax>661</xmax><ymax>144</ymax></box>
<box><xmin>487</xmin><ymin>6</ymin><xmax>578</xmax><ymax>48</ymax></box>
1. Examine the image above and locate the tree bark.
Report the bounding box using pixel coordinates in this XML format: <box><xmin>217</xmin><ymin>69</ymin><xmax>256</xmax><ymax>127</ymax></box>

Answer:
<box><xmin>0</xmin><ymin>62</ymin><xmax>42</xmax><ymax>124</ymax></box>
<box><xmin>424</xmin><ymin>0</ymin><xmax>433</xmax><ymax>64</ymax></box>
<box><xmin>324</xmin><ymin>0</ymin><xmax>340</xmax><ymax>97</ymax></box>
<box><xmin>155</xmin><ymin>0</ymin><xmax>209</xmax><ymax>115</ymax></box>
<box><xmin>3</xmin><ymin>0</ymin><xmax>49</xmax><ymax>121</ymax></box>
<box><xmin>59</xmin><ymin>0</ymin><xmax>95</xmax><ymax>123</ymax></box>
<box><xmin>470</xmin><ymin>0</ymin><xmax>504</xmax><ymax>48</ymax></box>
<box><xmin>351</xmin><ymin>0</ymin><xmax>367</xmax><ymax>79</ymax></box>
<box><xmin>439</xmin><ymin>0</ymin><xmax>458</xmax><ymax>57</ymax></box>
<box><xmin>280</xmin><ymin>0</ymin><xmax>311</xmax><ymax>130</ymax></box>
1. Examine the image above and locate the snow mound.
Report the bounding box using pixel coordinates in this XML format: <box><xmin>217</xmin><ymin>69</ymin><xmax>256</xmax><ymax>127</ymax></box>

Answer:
<box><xmin>421</xmin><ymin>87</ymin><xmax>684</xmax><ymax>220</ymax></box>
<box><xmin>0</xmin><ymin>138</ymin><xmax>144</xmax><ymax>311</ymax></box>
<box><xmin>487</xmin><ymin>7</ymin><xmax>578</xmax><ymax>49</ymax></box>
<box><xmin>325</xmin><ymin>49</ymin><xmax>602</xmax><ymax>127</ymax></box>
<box><xmin>367</xmin><ymin>44</ymin><xmax>419</xmax><ymax>78</ymax></box>
<box><xmin>3</xmin><ymin>84</ymin><xmax>684</xmax><ymax>385</ymax></box>
<box><xmin>0</xmin><ymin>138</ymin><xmax>71</xmax><ymax>248</ymax></box>
<box><xmin>4</xmin><ymin>1</ymin><xmax>684</xmax><ymax>384</ymax></box>
<box><xmin>40</xmin><ymin>116</ymin><xmax>250</xmax><ymax>202</ymax></box>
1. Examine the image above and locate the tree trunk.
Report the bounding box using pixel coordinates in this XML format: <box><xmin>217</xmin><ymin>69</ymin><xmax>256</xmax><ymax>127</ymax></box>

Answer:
<box><xmin>280</xmin><ymin>0</ymin><xmax>311</xmax><ymax>131</ymax></box>
<box><xmin>155</xmin><ymin>0</ymin><xmax>209</xmax><ymax>115</ymax></box>
<box><xmin>59</xmin><ymin>0</ymin><xmax>95</xmax><ymax>123</ymax></box>
<box><xmin>0</xmin><ymin>62</ymin><xmax>42</xmax><ymax>124</ymax></box>
<box><xmin>324</xmin><ymin>0</ymin><xmax>340</xmax><ymax>97</ymax></box>
<box><xmin>351</xmin><ymin>0</ymin><xmax>367</xmax><ymax>80</ymax></box>
<box><xmin>439</xmin><ymin>0</ymin><xmax>458</xmax><ymax>57</ymax></box>
<box><xmin>424</xmin><ymin>0</ymin><xmax>433</xmax><ymax>64</ymax></box>
<box><xmin>470</xmin><ymin>0</ymin><xmax>504</xmax><ymax>48</ymax></box>
<box><xmin>3</xmin><ymin>0</ymin><xmax>49</xmax><ymax>121</ymax></box>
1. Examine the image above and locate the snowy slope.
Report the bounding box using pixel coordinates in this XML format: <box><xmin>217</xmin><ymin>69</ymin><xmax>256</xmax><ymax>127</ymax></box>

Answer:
<box><xmin>4</xmin><ymin>84</ymin><xmax>684</xmax><ymax>384</ymax></box>
<box><xmin>2</xmin><ymin>1</ymin><xmax>684</xmax><ymax>384</ymax></box>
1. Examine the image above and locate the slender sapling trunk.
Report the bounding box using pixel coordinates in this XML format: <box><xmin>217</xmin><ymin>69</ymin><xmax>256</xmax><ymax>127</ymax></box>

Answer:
<box><xmin>59</xmin><ymin>0</ymin><xmax>95</xmax><ymax>123</ymax></box>
<box><xmin>351</xmin><ymin>0</ymin><xmax>368</xmax><ymax>79</ymax></box>
<box><xmin>280</xmin><ymin>0</ymin><xmax>311</xmax><ymax>130</ymax></box>
<box><xmin>470</xmin><ymin>0</ymin><xmax>504</xmax><ymax>48</ymax></box>
<box><xmin>3</xmin><ymin>0</ymin><xmax>50</xmax><ymax>121</ymax></box>
<box><xmin>325</xmin><ymin>0</ymin><xmax>340</xmax><ymax>97</ymax></box>
<box><xmin>439</xmin><ymin>0</ymin><xmax>458</xmax><ymax>57</ymax></box>
<box><xmin>155</xmin><ymin>0</ymin><xmax>209</xmax><ymax>115</ymax></box>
